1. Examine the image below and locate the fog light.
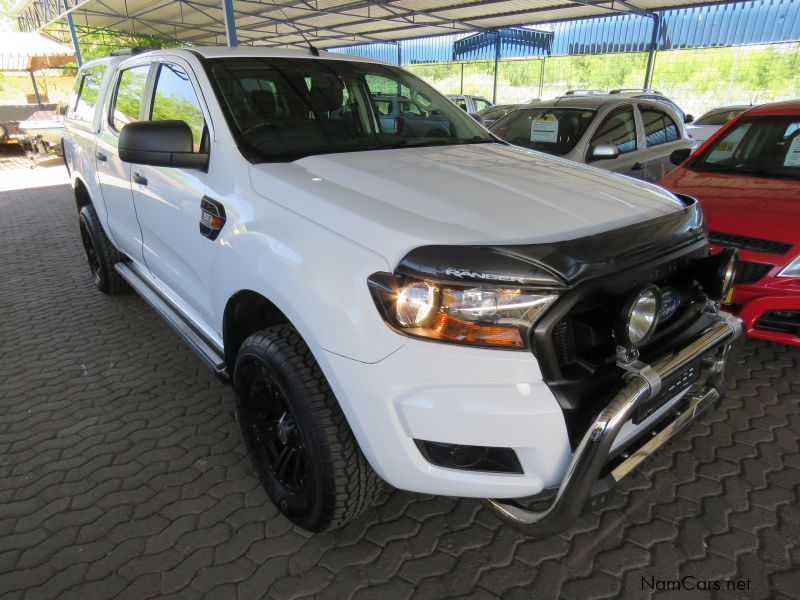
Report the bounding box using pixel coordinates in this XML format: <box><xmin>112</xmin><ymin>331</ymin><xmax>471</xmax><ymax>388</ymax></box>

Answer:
<box><xmin>415</xmin><ymin>440</ymin><xmax>523</xmax><ymax>474</ymax></box>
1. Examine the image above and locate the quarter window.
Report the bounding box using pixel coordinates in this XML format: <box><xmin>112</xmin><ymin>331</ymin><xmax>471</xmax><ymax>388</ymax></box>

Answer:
<box><xmin>473</xmin><ymin>98</ymin><xmax>491</xmax><ymax>112</ymax></box>
<box><xmin>111</xmin><ymin>65</ymin><xmax>150</xmax><ymax>131</ymax></box>
<box><xmin>69</xmin><ymin>65</ymin><xmax>106</xmax><ymax>124</ymax></box>
<box><xmin>590</xmin><ymin>107</ymin><xmax>637</xmax><ymax>157</ymax></box>
<box><xmin>150</xmin><ymin>63</ymin><xmax>206</xmax><ymax>150</ymax></box>
<box><xmin>642</xmin><ymin>108</ymin><xmax>680</xmax><ymax>147</ymax></box>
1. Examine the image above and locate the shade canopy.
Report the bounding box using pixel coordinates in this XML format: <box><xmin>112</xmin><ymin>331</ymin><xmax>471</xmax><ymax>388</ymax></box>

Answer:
<box><xmin>0</xmin><ymin>31</ymin><xmax>75</xmax><ymax>71</ymax></box>
<box><xmin>12</xmin><ymin>0</ymin><xmax>731</xmax><ymax>49</ymax></box>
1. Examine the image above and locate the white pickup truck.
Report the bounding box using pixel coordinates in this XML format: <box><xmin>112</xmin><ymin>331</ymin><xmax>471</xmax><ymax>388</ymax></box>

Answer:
<box><xmin>62</xmin><ymin>47</ymin><xmax>742</xmax><ymax>535</ymax></box>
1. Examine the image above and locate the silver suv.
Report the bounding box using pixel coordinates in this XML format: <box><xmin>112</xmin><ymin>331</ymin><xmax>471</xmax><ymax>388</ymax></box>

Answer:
<box><xmin>489</xmin><ymin>95</ymin><xmax>695</xmax><ymax>182</ymax></box>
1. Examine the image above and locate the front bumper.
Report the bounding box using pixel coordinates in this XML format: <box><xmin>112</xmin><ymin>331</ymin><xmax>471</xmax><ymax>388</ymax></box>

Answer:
<box><xmin>488</xmin><ymin>311</ymin><xmax>742</xmax><ymax>536</ymax></box>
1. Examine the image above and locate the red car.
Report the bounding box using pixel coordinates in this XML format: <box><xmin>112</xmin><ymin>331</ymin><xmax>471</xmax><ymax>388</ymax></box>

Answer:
<box><xmin>659</xmin><ymin>100</ymin><xmax>800</xmax><ymax>347</ymax></box>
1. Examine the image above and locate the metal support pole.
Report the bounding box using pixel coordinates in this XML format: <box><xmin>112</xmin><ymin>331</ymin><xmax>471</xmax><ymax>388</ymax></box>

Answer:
<box><xmin>29</xmin><ymin>71</ymin><xmax>43</xmax><ymax>109</ymax></box>
<box><xmin>492</xmin><ymin>30</ymin><xmax>501</xmax><ymax>104</ymax></box>
<box><xmin>460</xmin><ymin>63</ymin><xmax>464</xmax><ymax>94</ymax></box>
<box><xmin>222</xmin><ymin>0</ymin><xmax>238</xmax><ymax>47</ymax></box>
<box><xmin>63</xmin><ymin>0</ymin><xmax>82</xmax><ymax>67</ymax></box>
<box><xmin>643</xmin><ymin>13</ymin><xmax>660</xmax><ymax>89</ymax></box>
<box><xmin>538</xmin><ymin>58</ymin><xmax>545</xmax><ymax>100</ymax></box>
<box><xmin>397</xmin><ymin>42</ymin><xmax>402</xmax><ymax>66</ymax></box>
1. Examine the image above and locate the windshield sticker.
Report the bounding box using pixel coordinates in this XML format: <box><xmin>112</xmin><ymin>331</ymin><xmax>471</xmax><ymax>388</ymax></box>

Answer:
<box><xmin>531</xmin><ymin>114</ymin><xmax>559</xmax><ymax>143</ymax></box>
<box><xmin>783</xmin><ymin>135</ymin><xmax>800</xmax><ymax>167</ymax></box>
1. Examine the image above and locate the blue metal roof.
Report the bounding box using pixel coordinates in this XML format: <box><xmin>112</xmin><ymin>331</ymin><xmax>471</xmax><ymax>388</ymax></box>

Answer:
<box><xmin>329</xmin><ymin>0</ymin><xmax>800</xmax><ymax>63</ymax></box>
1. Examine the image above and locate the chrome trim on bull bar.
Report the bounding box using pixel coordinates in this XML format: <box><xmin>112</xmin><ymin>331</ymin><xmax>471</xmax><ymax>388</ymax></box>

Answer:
<box><xmin>487</xmin><ymin>311</ymin><xmax>742</xmax><ymax>536</ymax></box>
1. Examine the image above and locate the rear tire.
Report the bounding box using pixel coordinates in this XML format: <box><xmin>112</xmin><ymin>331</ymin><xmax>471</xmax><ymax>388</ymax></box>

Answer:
<box><xmin>234</xmin><ymin>324</ymin><xmax>380</xmax><ymax>531</ymax></box>
<box><xmin>78</xmin><ymin>204</ymin><xmax>129</xmax><ymax>295</ymax></box>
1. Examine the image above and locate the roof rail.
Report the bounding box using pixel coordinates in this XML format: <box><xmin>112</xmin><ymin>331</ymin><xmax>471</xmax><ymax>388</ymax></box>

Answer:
<box><xmin>610</xmin><ymin>88</ymin><xmax>662</xmax><ymax>94</ymax></box>
<box><xmin>109</xmin><ymin>47</ymin><xmax>153</xmax><ymax>57</ymax></box>
<box><xmin>564</xmin><ymin>89</ymin><xmax>607</xmax><ymax>96</ymax></box>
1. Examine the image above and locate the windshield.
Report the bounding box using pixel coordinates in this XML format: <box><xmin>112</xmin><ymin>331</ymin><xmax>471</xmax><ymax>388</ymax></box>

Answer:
<box><xmin>695</xmin><ymin>108</ymin><xmax>745</xmax><ymax>126</ymax></box>
<box><xmin>205</xmin><ymin>57</ymin><xmax>492</xmax><ymax>162</ymax></box>
<box><xmin>689</xmin><ymin>115</ymin><xmax>800</xmax><ymax>179</ymax></box>
<box><xmin>490</xmin><ymin>108</ymin><xmax>595</xmax><ymax>156</ymax></box>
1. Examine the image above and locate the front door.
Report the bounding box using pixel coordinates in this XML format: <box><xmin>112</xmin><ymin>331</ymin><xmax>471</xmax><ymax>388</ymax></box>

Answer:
<box><xmin>129</xmin><ymin>59</ymin><xmax>215</xmax><ymax>325</ymax></box>
<box><xmin>585</xmin><ymin>105</ymin><xmax>642</xmax><ymax>177</ymax></box>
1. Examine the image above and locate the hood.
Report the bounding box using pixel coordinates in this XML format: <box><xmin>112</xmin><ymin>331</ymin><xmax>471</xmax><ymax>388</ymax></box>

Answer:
<box><xmin>250</xmin><ymin>142</ymin><xmax>685</xmax><ymax>265</ymax></box>
<box><xmin>660</xmin><ymin>167</ymin><xmax>800</xmax><ymax>248</ymax></box>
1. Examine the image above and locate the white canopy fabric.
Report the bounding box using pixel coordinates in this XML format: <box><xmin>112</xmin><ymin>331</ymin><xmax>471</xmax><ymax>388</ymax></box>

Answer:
<box><xmin>0</xmin><ymin>31</ymin><xmax>75</xmax><ymax>71</ymax></box>
<box><xmin>12</xmin><ymin>0</ymin><xmax>730</xmax><ymax>49</ymax></box>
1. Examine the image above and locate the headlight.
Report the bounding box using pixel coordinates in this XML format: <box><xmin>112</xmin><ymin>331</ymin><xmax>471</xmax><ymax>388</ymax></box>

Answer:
<box><xmin>368</xmin><ymin>273</ymin><xmax>558</xmax><ymax>349</ymax></box>
<box><xmin>617</xmin><ymin>286</ymin><xmax>661</xmax><ymax>348</ymax></box>
<box><xmin>778</xmin><ymin>254</ymin><xmax>800</xmax><ymax>278</ymax></box>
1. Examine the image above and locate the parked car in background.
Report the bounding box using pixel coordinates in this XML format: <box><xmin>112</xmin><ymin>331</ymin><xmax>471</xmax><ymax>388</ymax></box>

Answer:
<box><xmin>685</xmin><ymin>105</ymin><xmax>751</xmax><ymax>143</ymax></box>
<box><xmin>659</xmin><ymin>100</ymin><xmax>800</xmax><ymax>346</ymax></box>
<box><xmin>476</xmin><ymin>103</ymin><xmax>527</xmax><ymax>127</ymax></box>
<box><xmin>373</xmin><ymin>94</ymin><xmax>451</xmax><ymax>137</ymax></box>
<box><xmin>447</xmin><ymin>94</ymin><xmax>492</xmax><ymax>114</ymax></box>
<box><xmin>609</xmin><ymin>89</ymin><xmax>693</xmax><ymax>124</ymax></box>
<box><xmin>490</xmin><ymin>95</ymin><xmax>694</xmax><ymax>181</ymax></box>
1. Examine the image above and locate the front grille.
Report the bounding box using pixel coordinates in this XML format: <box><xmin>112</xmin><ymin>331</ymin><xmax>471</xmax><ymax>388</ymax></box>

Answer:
<box><xmin>754</xmin><ymin>311</ymin><xmax>800</xmax><ymax>336</ymax></box>
<box><xmin>735</xmin><ymin>261</ymin><xmax>773</xmax><ymax>285</ymax></box>
<box><xmin>709</xmin><ymin>231</ymin><xmax>792</xmax><ymax>255</ymax></box>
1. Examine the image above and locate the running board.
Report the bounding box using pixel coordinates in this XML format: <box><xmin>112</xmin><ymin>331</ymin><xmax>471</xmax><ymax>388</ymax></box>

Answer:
<box><xmin>115</xmin><ymin>263</ymin><xmax>229</xmax><ymax>380</ymax></box>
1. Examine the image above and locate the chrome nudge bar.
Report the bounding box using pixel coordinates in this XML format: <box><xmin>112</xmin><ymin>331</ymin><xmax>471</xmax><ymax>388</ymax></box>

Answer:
<box><xmin>487</xmin><ymin>311</ymin><xmax>742</xmax><ymax>536</ymax></box>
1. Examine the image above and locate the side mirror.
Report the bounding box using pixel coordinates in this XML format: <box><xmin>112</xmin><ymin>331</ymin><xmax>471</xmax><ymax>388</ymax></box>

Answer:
<box><xmin>684</xmin><ymin>114</ymin><xmax>694</xmax><ymax>124</ymax></box>
<box><xmin>670</xmin><ymin>147</ymin><xmax>692</xmax><ymax>166</ymax></box>
<box><xmin>119</xmin><ymin>120</ymin><xmax>208</xmax><ymax>170</ymax></box>
<box><xmin>591</xmin><ymin>143</ymin><xmax>620</xmax><ymax>160</ymax></box>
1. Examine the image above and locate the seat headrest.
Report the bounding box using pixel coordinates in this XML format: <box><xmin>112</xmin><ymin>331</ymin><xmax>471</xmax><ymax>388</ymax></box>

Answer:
<box><xmin>308</xmin><ymin>76</ymin><xmax>344</xmax><ymax>113</ymax></box>
<box><xmin>249</xmin><ymin>90</ymin><xmax>277</xmax><ymax>117</ymax></box>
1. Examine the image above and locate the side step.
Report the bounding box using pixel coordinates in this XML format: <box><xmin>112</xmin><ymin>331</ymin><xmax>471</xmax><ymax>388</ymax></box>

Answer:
<box><xmin>115</xmin><ymin>263</ymin><xmax>229</xmax><ymax>380</ymax></box>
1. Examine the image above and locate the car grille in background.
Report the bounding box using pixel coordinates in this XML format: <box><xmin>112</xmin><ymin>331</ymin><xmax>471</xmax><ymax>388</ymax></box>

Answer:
<box><xmin>709</xmin><ymin>231</ymin><xmax>792</xmax><ymax>255</ymax></box>
<box><xmin>754</xmin><ymin>311</ymin><xmax>800</xmax><ymax>337</ymax></box>
<box><xmin>734</xmin><ymin>261</ymin><xmax>773</xmax><ymax>285</ymax></box>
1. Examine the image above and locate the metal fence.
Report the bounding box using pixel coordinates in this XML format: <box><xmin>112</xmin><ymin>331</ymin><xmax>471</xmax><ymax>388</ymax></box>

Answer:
<box><xmin>407</xmin><ymin>41</ymin><xmax>800</xmax><ymax>116</ymax></box>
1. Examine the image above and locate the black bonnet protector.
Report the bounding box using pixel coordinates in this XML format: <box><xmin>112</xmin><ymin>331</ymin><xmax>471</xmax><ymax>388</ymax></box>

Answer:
<box><xmin>395</xmin><ymin>195</ymin><xmax>706</xmax><ymax>288</ymax></box>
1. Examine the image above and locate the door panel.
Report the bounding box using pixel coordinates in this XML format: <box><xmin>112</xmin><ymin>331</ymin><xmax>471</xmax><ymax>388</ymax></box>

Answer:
<box><xmin>95</xmin><ymin>63</ymin><xmax>151</xmax><ymax>264</ymax></box>
<box><xmin>130</xmin><ymin>61</ymin><xmax>215</xmax><ymax>324</ymax></box>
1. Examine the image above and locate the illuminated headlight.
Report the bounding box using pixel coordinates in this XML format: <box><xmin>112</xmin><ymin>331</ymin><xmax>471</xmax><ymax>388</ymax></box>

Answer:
<box><xmin>778</xmin><ymin>254</ymin><xmax>800</xmax><ymax>278</ymax></box>
<box><xmin>618</xmin><ymin>286</ymin><xmax>661</xmax><ymax>348</ymax></box>
<box><xmin>368</xmin><ymin>273</ymin><xmax>558</xmax><ymax>349</ymax></box>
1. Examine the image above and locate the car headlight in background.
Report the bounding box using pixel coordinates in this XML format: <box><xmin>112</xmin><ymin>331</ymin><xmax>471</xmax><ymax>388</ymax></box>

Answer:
<box><xmin>617</xmin><ymin>286</ymin><xmax>661</xmax><ymax>348</ymax></box>
<box><xmin>778</xmin><ymin>254</ymin><xmax>800</xmax><ymax>278</ymax></box>
<box><xmin>368</xmin><ymin>273</ymin><xmax>558</xmax><ymax>349</ymax></box>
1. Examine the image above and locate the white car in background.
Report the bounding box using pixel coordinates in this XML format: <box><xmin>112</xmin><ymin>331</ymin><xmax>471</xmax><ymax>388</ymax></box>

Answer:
<box><xmin>685</xmin><ymin>105</ymin><xmax>751</xmax><ymax>143</ymax></box>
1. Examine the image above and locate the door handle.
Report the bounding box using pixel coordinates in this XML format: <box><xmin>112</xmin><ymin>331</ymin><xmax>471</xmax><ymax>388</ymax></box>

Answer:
<box><xmin>95</xmin><ymin>151</ymin><xmax>107</xmax><ymax>162</ymax></box>
<box><xmin>631</xmin><ymin>162</ymin><xmax>644</xmax><ymax>171</ymax></box>
<box><xmin>132</xmin><ymin>172</ymin><xmax>148</xmax><ymax>186</ymax></box>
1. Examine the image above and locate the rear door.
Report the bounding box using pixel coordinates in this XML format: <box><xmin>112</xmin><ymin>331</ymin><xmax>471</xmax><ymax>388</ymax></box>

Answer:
<box><xmin>129</xmin><ymin>58</ymin><xmax>215</xmax><ymax>324</ymax></box>
<box><xmin>638</xmin><ymin>104</ymin><xmax>692</xmax><ymax>182</ymax></box>
<box><xmin>95</xmin><ymin>61</ymin><xmax>152</xmax><ymax>264</ymax></box>
<box><xmin>585</xmin><ymin>104</ymin><xmax>641</xmax><ymax>176</ymax></box>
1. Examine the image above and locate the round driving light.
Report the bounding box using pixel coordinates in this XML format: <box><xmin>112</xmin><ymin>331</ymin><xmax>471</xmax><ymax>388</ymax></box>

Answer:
<box><xmin>395</xmin><ymin>282</ymin><xmax>437</xmax><ymax>327</ymax></box>
<box><xmin>718</xmin><ymin>249</ymin><xmax>737</xmax><ymax>298</ymax></box>
<box><xmin>619</xmin><ymin>286</ymin><xmax>661</xmax><ymax>347</ymax></box>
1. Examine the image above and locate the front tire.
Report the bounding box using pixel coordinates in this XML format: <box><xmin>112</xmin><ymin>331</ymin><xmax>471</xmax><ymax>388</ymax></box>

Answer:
<box><xmin>234</xmin><ymin>325</ymin><xmax>380</xmax><ymax>531</ymax></box>
<box><xmin>78</xmin><ymin>205</ymin><xmax>129</xmax><ymax>295</ymax></box>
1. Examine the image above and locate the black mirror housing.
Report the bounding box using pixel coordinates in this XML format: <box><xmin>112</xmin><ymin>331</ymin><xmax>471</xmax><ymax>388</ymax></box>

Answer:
<box><xmin>684</xmin><ymin>114</ymin><xmax>694</xmax><ymax>124</ymax></box>
<box><xmin>670</xmin><ymin>147</ymin><xmax>692</xmax><ymax>166</ymax></box>
<box><xmin>119</xmin><ymin>120</ymin><xmax>208</xmax><ymax>170</ymax></box>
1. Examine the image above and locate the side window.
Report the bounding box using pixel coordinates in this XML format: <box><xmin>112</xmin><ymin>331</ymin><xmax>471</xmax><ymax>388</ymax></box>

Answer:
<box><xmin>111</xmin><ymin>65</ymin><xmax>150</xmax><ymax>131</ymax></box>
<box><xmin>641</xmin><ymin>108</ymin><xmax>680</xmax><ymax>147</ymax></box>
<box><xmin>473</xmin><ymin>98</ymin><xmax>491</xmax><ymax>112</ymax></box>
<box><xmin>374</xmin><ymin>100</ymin><xmax>393</xmax><ymax>116</ymax></box>
<box><xmin>150</xmin><ymin>63</ymin><xmax>206</xmax><ymax>151</ymax></box>
<box><xmin>399</xmin><ymin>101</ymin><xmax>422</xmax><ymax>116</ymax></box>
<box><xmin>590</xmin><ymin>107</ymin><xmax>637</xmax><ymax>157</ymax></box>
<box><xmin>69</xmin><ymin>64</ymin><xmax>106</xmax><ymax>123</ymax></box>
<box><xmin>455</xmin><ymin>97</ymin><xmax>468</xmax><ymax>111</ymax></box>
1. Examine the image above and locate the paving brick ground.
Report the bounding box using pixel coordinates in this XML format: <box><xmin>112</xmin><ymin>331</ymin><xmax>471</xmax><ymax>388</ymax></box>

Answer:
<box><xmin>1</xmin><ymin>181</ymin><xmax>799</xmax><ymax>599</ymax></box>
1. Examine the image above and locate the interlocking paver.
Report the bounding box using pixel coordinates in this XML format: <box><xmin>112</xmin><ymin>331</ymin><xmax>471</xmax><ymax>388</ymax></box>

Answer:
<box><xmin>1</xmin><ymin>179</ymin><xmax>799</xmax><ymax>598</ymax></box>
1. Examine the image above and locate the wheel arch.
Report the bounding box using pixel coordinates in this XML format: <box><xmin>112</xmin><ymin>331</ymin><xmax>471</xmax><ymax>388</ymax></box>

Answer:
<box><xmin>73</xmin><ymin>176</ymin><xmax>93</xmax><ymax>213</ymax></box>
<box><xmin>222</xmin><ymin>289</ymin><xmax>291</xmax><ymax>376</ymax></box>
